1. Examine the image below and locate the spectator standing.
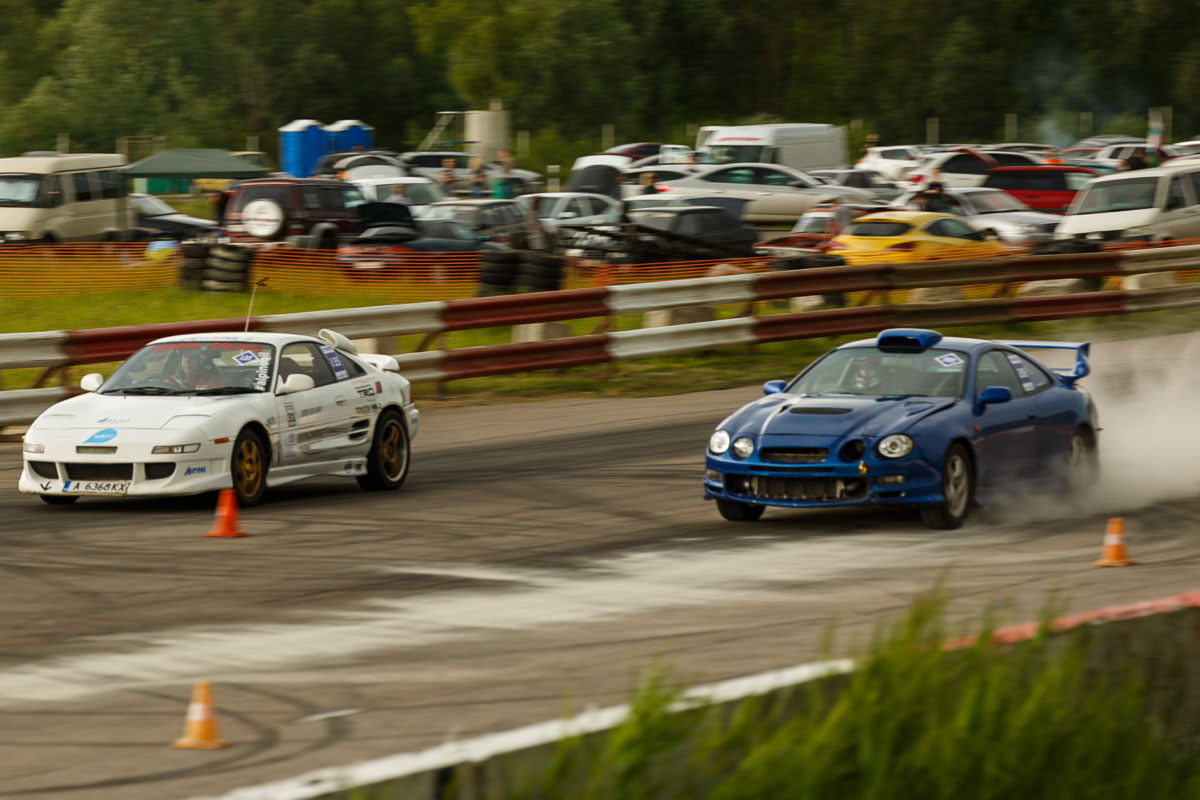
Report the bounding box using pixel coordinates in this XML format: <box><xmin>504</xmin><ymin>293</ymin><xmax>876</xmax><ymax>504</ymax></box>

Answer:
<box><xmin>825</xmin><ymin>197</ymin><xmax>854</xmax><ymax>235</ymax></box>
<box><xmin>639</xmin><ymin>171</ymin><xmax>658</xmax><ymax>194</ymax></box>
<box><xmin>468</xmin><ymin>170</ymin><xmax>487</xmax><ymax>198</ymax></box>
<box><xmin>492</xmin><ymin>148</ymin><xmax>516</xmax><ymax>199</ymax></box>
<box><xmin>1126</xmin><ymin>148</ymin><xmax>1148</xmax><ymax>170</ymax></box>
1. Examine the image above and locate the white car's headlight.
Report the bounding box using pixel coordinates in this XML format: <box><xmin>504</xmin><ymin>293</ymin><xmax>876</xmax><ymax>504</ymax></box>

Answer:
<box><xmin>22</xmin><ymin>442</ymin><xmax>44</xmax><ymax>453</ymax></box>
<box><xmin>732</xmin><ymin>437</ymin><xmax>755</xmax><ymax>459</ymax></box>
<box><xmin>152</xmin><ymin>443</ymin><xmax>201</xmax><ymax>454</ymax></box>
<box><xmin>877</xmin><ymin>434</ymin><xmax>914</xmax><ymax>459</ymax></box>
<box><xmin>709</xmin><ymin>430</ymin><xmax>731</xmax><ymax>454</ymax></box>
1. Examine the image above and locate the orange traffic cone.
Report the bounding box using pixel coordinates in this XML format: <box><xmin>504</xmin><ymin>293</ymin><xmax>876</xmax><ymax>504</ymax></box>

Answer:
<box><xmin>205</xmin><ymin>489</ymin><xmax>247</xmax><ymax>538</ymax></box>
<box><xmin>1093</xmin><ymin>518</ymin><xmax>1137</xmax><ymax>567</ymax></box>
<box><xmin>172</xmin><ymin>681</ymin><xmax>230</xmax><ymax>749</ymax></box>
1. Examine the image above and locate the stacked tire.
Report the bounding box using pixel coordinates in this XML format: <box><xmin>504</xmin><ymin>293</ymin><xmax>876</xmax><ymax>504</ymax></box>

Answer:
<box><xmin>477</xmin><ymin>249</ymin><xmax>523</xmax><ymax>296</ymax></box>
<box><xmin>203</xmin><ymin>244</ymin><xmax>253</xmax><ymax>292</ymax></box>
<box><xmin>179</xmin><ymin>242</ymin><xmax>211</xmax><ymax>289</ymax></box>
<box><xmin>516</xmin><ymin>251</ymin><xmax>565</xmax><ymax>293</ymax></box>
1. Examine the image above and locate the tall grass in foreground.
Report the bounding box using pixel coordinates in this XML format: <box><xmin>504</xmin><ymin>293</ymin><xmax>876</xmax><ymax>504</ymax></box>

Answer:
<box><xmin>506</xmin><ymin>591</ymin><xmax>1200</xmax><ymax>800</ymax></box>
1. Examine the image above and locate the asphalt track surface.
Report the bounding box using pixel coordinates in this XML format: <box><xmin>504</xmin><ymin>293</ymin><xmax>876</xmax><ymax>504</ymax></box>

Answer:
<box><xmin>1</xmin><ymin>335</ymin><xmax>1199</xmax><ymax>799</ymax></box>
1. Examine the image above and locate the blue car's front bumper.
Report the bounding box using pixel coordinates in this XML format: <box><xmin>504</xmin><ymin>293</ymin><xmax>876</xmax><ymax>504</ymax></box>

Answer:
<box><xmin>703</xmin><ymin>453</ymin><xmax>944</xmax><ymax>509</ymax></box>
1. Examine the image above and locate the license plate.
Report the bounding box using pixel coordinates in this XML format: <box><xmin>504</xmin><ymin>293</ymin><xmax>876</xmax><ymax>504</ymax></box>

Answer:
<box><xmin>63</xmin><ymin>480</ymin><xmax>131</xmax><ymax>495</ymax></box>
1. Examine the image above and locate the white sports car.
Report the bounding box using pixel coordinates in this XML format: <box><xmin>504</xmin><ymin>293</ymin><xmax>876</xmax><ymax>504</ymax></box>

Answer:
<box><xmin>19</xmin><ymin>329</ymin><xmax>419</xmax><ymax>507</ymax></box>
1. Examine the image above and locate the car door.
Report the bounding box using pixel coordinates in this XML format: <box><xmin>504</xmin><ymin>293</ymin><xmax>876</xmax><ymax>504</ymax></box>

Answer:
<box><xmin>274</xmin><ymin>342</ymin><xmax>356</xmax><ymax>467</ymax></box>
<box><xmin>745</xmin><ymin>166</ymin><xmax>819</xmax><ymax>220</ymax></box>
<box><xmin>1003</xmin><ymin>351</ymin><xmax>1066</xmax><ymax>473</ymax></box>
<box><xmin>971</xmin><ymin>350</ymin><xmax>1038</xmax><ymax>489</ymax></box>
<box><xmin>1159</xmin><ymin>172</ymin><xmax>1200</xmax><ymax>240</ymax></box>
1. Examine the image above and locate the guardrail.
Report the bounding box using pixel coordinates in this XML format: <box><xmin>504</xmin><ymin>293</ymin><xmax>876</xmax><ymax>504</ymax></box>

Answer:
<box><xmin>3</xmin><ymin>245</ymin><xmax>1200</xmax><ymax>424</ymax></box>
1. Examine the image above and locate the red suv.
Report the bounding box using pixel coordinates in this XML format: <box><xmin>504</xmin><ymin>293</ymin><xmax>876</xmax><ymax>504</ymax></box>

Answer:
<box><xmin>982</xmin><ymin>166</ymin><xmax>1099</xmax><ymax>214</ymax></box>
<box><xmin>221</xmin><ymin>178</ymin><xmax>368</xmax><ymax>249</ymax></box>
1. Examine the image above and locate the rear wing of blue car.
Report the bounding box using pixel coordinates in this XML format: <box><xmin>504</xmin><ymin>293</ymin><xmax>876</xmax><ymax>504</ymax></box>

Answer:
<box><xmin>998</xmin><ymin>340</ymin><xmax>1090</xmax><ymax>385</ymax></box>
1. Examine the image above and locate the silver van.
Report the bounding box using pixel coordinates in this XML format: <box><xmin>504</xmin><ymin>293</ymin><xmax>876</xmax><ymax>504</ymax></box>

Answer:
<box><xmin>1054</xmin><ymin>161</ymin><xmax>1200</xmax><ymax>244</ymax></box>
<box><xmin>0</xmin><ymin>153</ymin><xmax>129</xmax><ymax>243</ymax></box>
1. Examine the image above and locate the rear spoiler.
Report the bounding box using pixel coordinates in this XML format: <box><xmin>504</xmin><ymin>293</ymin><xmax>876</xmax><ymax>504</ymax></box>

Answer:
<box><xmin>998</xmin><ymin>340</ymin><xmax>1090</xmax><ymax>385</ymax></box>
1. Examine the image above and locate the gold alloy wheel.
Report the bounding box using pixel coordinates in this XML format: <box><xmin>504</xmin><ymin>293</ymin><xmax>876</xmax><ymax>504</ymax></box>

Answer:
<box><xmin>380</xmin><ymin>420</ymin><xmax>404</xmax><ymax>480</ymax></box>
<box><xmin>234</xmin><ymin>437</ymin><xmax>263</xmax><ymax>497</ymax></box>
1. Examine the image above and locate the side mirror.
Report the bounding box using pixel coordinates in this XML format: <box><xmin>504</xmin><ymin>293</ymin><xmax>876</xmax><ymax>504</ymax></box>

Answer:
<box><xmin>277</xmin><ymin>373</ymin><xmax>315</xmax><ymax>395</ymax></box>
<box><xmin>978</xmin><ymin>385</ymin><xmax>1012</xmax><ymax>405</ymax></box>
<box><xmin>80</xmin><ymin>373</ymin><xmax>104</xmax><ymax>392</ymax></box>
<box><xmin>763</xmin><ymin>379</ymin><xmax>787</xmax><ymax>395</ymax></box>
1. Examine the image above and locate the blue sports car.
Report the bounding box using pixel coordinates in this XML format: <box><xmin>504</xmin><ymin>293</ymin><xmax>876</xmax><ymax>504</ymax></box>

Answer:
<box><xmin>703</xmin><ymin>328</ymin><xmax>1098</xmax><ymax>529</ymax></box>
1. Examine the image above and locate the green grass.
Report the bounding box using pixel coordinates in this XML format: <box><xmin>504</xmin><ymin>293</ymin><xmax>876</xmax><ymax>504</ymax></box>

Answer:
<box><xmin>491</xmin><ymin>588</ymin><xmax>1200</xmax><ymax>800</ymax></box>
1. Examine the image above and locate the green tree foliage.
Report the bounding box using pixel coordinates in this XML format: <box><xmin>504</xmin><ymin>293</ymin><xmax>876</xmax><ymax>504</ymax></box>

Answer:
<box><xmin>0</xmin><ymin>0</ymin><xmax>1191</xmax><ymax>159</ymax></box>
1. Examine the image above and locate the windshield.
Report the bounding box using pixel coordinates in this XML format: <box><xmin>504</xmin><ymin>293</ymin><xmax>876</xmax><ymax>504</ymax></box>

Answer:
<box><xmin>792</xmin><ymin>213</ymin><xmax>833</xmax><ymax>233</ymax></box>
<box><xmin>699</xmin><ymin>145</ymin><xmax>765</xmax><ymax>164</ymax></box>
<box><xmin>101</xmin><ymin>341</ymin><xmax>276</xmax><ymax>394</ymax></box>
<box><xmin>1071</xmin><ymin>177</ymin><xmax>1159</xmax><ymax>214</ymax></box>
<box><xmin>628</xmin><ymin>211</ymin><xmax>678</xmax><ymax>231</ymax></box>
<box><xmin>133</xmin><ymin>194</ymin><xmax>175</xmax><ymax>216</ymax></box>
<box><xmin>966</xmin><ymin>191</ymin><xmax>1028</xmax><ymax>213</ymax></box>
<box><xmin>787</xmin><ymin>347</ymin><xmax>968</xmax><ymax>398</ymax></box>
<box><xmin>843</xmin><ymin>220</ymin><xmax>911</xmax><ymax>237</ymax></box>
<box><xmin>0</xmin><ymin>174</ymin><xmax>42</xmax><ymax>206</ymax></box>
<box><xmin>421</xmin><ymin>205</ymin><xmax>476</xmax><ymax>223</ymax></box>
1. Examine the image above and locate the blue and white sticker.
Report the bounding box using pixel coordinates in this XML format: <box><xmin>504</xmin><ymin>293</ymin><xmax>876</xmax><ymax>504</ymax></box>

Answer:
<box><xmin>233</xmin><ymin>350</ymin><xmax>259</xmax><ymax>365</ymax></box>
<box><xmin>320</xmin><ymin>345</ymin><xmax>349</xmax><ymax>380</ymax></box>
<box><xmin>935</xmin><ymin>353</ymin><xmax>964</xmax><ymax>368</ymax></box>
<box><xmin>1005</xmin><ymin>353</ymin><xmax>1036</xmax><ymax>391</ymax></box>
<box><xmin>84</xmin><ymin>428</ymin><xmax>117</xmax><ymax>444</ymax></box>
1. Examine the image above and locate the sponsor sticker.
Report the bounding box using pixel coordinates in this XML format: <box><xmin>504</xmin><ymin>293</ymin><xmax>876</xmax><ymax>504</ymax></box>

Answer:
<box><xmin>184</xmin><ymin>465</ymin><xmax>207</xmax><ymax>476</ymax></box>
<box><xmin>83</xmin><ymin>429</ymin><xmax>118</xmax><ymax>444</ymax></box>
<box><xmin>1005</xmin><ymin>353</ymin><xmax>1036</xmax><ymax>391</ymax></box>
<box><xmin>233</xmin><ymin>351</ymin><xmax>259</xmax><ymax>365</ymax></box>
<box><xmin>935</xmin><ymin>353</ymin><xmax>964</xmax><ymax>368</ymax></box>
<box><xmin>253</xmin><ymin>350</ymin><xmax>273</xmax><ymax>390</ymax></box>
<box><xmin>320</xmin><ymin>346</ymin><xmax>349</xmax><ymax>380</ymax></box>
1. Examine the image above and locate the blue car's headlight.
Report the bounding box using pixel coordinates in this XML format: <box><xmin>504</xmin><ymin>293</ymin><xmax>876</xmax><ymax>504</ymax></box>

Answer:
<box><xmin>709</xmin><ymin>430</ymin><xmax>731</xmax><ymax>454</ymax></box>
<box><xmin>877</xmin><ymin>434</ymin><xmax>914</xmax><ymax>459</ymax></box>
<box><xmin>732</xmin><ymin>437</ymin><xmax>754</xmax><ymax>458</ymax></box>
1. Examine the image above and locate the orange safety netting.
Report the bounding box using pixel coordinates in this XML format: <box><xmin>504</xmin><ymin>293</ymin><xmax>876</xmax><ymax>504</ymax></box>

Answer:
<box><xmin>0</xmin><ymin>243</ymin><xmax>179</xmax><ymax>296</ymax></box>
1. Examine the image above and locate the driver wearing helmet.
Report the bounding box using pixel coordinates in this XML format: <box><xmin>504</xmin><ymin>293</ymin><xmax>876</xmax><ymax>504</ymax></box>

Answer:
<box><xmin>847</xmin><ymin>352</ymin><xmax>886</xmax><ymax>393</ymax></box>
<box><xmin>175</xmin><ymin>350</ymin><xmax>222</xmax><ymax>390</ymax></box>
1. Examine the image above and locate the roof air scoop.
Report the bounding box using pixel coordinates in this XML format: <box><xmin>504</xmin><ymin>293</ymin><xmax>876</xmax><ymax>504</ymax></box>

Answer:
<box><xmin>877</xmin><ymin>328</ymin><xmax>943</xmax><ymax>351</ymax></box>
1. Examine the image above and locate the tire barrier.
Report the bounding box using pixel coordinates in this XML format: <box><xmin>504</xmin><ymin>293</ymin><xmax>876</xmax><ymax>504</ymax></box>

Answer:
<box><xmin>179</xmin><ymin>242</ymin><xmax>211</xmax><ymax>290</ymax></box>
<box><xmin>202</xmin><ymin>244</ymin><xmax>252</xmax><ymax>293</ymax></box>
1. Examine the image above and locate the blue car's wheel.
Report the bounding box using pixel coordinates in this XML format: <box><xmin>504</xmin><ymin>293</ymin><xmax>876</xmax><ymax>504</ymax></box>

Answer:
<box><xmin>920</xmin><ymin>444</ymin><xmax>973</xmax><ymax>530</ymax></box>
<box><xmin>717</xmin><ymin>499</ymin><xmax>765</xmax><ymax>522</ymax></box>
<box><xmin>1065</xmin><ymin>429</ymin><xmax>1099</xmax><ymax>494</ymax></box>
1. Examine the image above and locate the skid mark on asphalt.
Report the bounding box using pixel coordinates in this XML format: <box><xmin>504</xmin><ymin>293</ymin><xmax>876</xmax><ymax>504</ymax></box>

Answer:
<box><xmin>0</xmin><ymin>533</ymin><xmax>970</xmax><ymax>705</ymax></box>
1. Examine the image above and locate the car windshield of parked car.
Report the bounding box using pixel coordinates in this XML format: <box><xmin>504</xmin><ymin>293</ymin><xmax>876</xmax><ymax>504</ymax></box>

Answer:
<box><xmin>1064</xmin><ymin>173</ymin><xmax>1096</xmax><ymax>191</ymax></box>
<box><xmin>787</xmin><ymin>348</ymin><xmax>968</xmax><ymax>398</ymax></box>
<box><xmin>132</xmin><ymin>194</ymin><xmax>175</xmax><ymax>216</ymax></box>
<box><xmin>699</xmin><ymin>145</ymin><xmax>765</xmax><ymax>164</ymax></box>
<box><xmin>842</xmin><ymin>220</ymin><xmax>912</xmax><ymax>237</ymax></box>
<box><xmin>0</xmin><ymin>174</ymin><xmax>42</xmax><ymax>206</ymax></box>
<box><xmin>1072</xmin><ymin>177</ymin><xmax>1159</xmax><ymax>214</ymax></box>
<box><xmin>628</xmin><ymin>211</ymin><xmax>680</xmax><ymax>231</ymax></box>
<box><xmin>791</xmin><ymin>213</ymin><xmax>832</xmax><ymax>233</ymax></box>
<box><xmin>964</xmin><ymin>191</ymin><xmax>1029</xmax><ymax>213</ymax></box>
<box><xmin>100</xmin><ymin>341</ymin><xmax>277</xmax><ymax>394</ymax></box>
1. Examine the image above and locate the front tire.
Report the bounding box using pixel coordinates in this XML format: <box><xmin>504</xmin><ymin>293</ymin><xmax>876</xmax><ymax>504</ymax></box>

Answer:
<box><xmin>40</xmin><ymin>495</ymin><xmax>78</xmax><ymax>505</ymax></box>
<box><xmin>920</xmin><ymin>443</ymin><xmax>973</xmax><ymax>530</ymax></box>
<box><xmin>232</xmin><ymin>428</ymin><xmax>267</xmax><ymax>507</ymax></box>
<box><xmin>357</xmin><ymin>410</ymin><xmax>410</xmax><ymax>491</ymax></box>
<box><xmin>716</xmin><ymin>499</ymin><xmax>765</xmax><ymax>522</ymax></box>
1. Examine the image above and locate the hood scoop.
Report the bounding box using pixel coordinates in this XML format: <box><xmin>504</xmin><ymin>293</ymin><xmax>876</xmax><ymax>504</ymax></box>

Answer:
<box><xmin>788</xmin><ymin>407</ymin><xmax>852</xmax><ymax>415</ymax></box>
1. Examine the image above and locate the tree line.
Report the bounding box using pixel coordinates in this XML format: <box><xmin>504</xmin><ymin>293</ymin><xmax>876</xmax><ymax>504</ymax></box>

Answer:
<box><xmin>0</xmin><ymin>0</ymin><xmax>1195</xmax><ymax>172</ymax></box>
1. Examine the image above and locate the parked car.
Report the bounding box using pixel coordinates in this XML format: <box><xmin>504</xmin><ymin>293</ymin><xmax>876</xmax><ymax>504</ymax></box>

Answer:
<box><xmin>1092</xmin><ymin>142</ymin><xmax>1180</xmax><ymax>169</ymax></box>
<box><xmin>1054</xmin><ymin>160</ymin><xmax>1200</xmax><ymax>244</ymax></box>
<box><xmin>809</xmin><ymin>168</ymin><xmax>904</xmax><ymax>201</ymax></box>
<box><xmin>0</xmin><ymin>153</ymin><xmax>127</xmax><ymax>243</ymax></box>
<box><xmin>888</xmin><ymin>187</ymin><xmax>1060</xmax><ymax>243</ymax></box>
<box><xmin>617</xmin><ymin>165</ymin><xmax>701</xmax><ymax>197</ymax></box>
<box><xmin>130</xmin><ymin>193</ymin><xmax>217</xmax><ymax>240</ymax></box>
<box><xmin>350</xmin><ymin>176</ymin><xmax>450</xmax><ymax>208</ymax></box>
<box><xmin>602</xmin><ymin>142</ymin><xmax>666</xmax><ymax>160</ymax></box>
<box><xmin>221</xmin><ymin>177</ymin><xmax>370</xmax><ymax>249</ymax></box>
<box><xmin>567</xmin><ymin>204</ymin><xmax>759</xmax><ymax>264</ymax></box>
<box><xmin>755</xmin><ymin>202</ymin><xmax>888</xmax><ymax>254</ymax></box>
<box><xmin>855</xmin><ymin>145</ymin><xmax>924</xmax><ymax>180</ymax></box>
<box><xmin>656</xmin><ymin>163</ymin><xmax>874</xmax><ymax>222</ymax></box>
<box><xmin>825</xmin><ymin>210</ymin><xmax>1008</xmax><ymax>263</ymax></box>
<box><xmin>1068</xmin><ymin>134</ymin><xmax>1143</xmax><ymax>151</ymax></box>
<box><xmin>399</xmin><ymin>151</ymin><xmax>543</xmax><ymax>195</ymax></box>
<box><xmin>515</xmin><ymin>192</ymin><xmax>621</xmax><ymax>244</ymax></box>
<box><xmin>310</xmin><ymin>149</ymin><xmax>405</xmax><ymax>179</ymax></box>
<box><xmin>336</xmin><ymin>202</ymin><xmax>509</xmax><ymax>278</ymax></box>
<box><xmin>984</xmin><ymin>142</ymin><xmax>1056</xmax><ymax>153</ymax></box>
<box><xmin>703</xmin><ymin>328</ymin><xmax>1097</xmax><ymax>529</ymax></box>
<box><xmin>19</xmin><ymin>329</ymin><xmax>419</xmax><ymax>507</ymax></box>
<box><xmin>416</xmin><ymin>199</ymin><xmax>538</xmax><ymax>248</ymax></box>
<box><xmin>897</xmin><ymin>149</ymin><xmax>1042</xmax><ymax>189</ymax></box>
<box><xmin>981</xmin><ymin>165</ymin><xmax>1100</xmax><ymax>214</ymax></box>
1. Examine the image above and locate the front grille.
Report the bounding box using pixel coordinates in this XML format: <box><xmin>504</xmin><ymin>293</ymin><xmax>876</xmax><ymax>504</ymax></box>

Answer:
<box><xmin>145</xmin><ymin>462</ymin><xmax>176</xmax><ymax>480</ymax></box>
<box><xmin>29</xmin><ymin>461</ymin><xmax>58</xmax><ymax>479</ymax></box>
<box><xmin>727</xmin><ymin>475</ymin><xmax>867</xmax><ymax>501</ymax></box>
<box><xmin>760</xmin><ymin>447</ymin><xmax>828</xmax><ymax>463</ymax></box>
<box><xmin>1038</xmin><ymin>222</ymin><xmax>1058</xmax><ymax>234</ymax></box>
<box><xmin>65</xmin><ymin>463</ymin><xmax>133</xmax><ymax>480</ymax></box>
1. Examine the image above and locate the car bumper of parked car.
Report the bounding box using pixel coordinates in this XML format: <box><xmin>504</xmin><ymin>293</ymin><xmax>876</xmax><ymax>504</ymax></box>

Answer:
<box><xmin>703</xmin><ymin>454</ymin><xmax>945</xmax><ymax>508</ymax></box>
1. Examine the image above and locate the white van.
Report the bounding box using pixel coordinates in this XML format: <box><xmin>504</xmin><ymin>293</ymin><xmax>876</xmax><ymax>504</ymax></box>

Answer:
<box><xmin>1054</xmin><ymin>162</ymin><xmax>1200</xmax><ymax>244</ymax></box>
<box><xmin>695</xmin><ymin>123</ymin><xmax>848</xmax><ymax>172</ymax></box>
<box><xmin>0</xmin><ymin>153</ymin><xmax>129</xmax><ymax>243</ymax></box>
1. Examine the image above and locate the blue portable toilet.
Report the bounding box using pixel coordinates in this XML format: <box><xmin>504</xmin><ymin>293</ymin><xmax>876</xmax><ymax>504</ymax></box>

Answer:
<box><xmin>278</xmin><ymin>119</ymin><xmax>326</xmax><ymax>178</ymax></box>
<box><xmin>324</xmin><ymin>119</ymin><xmax>375</xmax><ymax>153</ymax></box>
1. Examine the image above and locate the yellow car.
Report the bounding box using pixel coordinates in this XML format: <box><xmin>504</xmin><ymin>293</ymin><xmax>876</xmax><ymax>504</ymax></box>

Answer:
<box><xmin>826</xmin><ymin>210</ymin><xmax>1008</xmax><ymax>264</ymax></box>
